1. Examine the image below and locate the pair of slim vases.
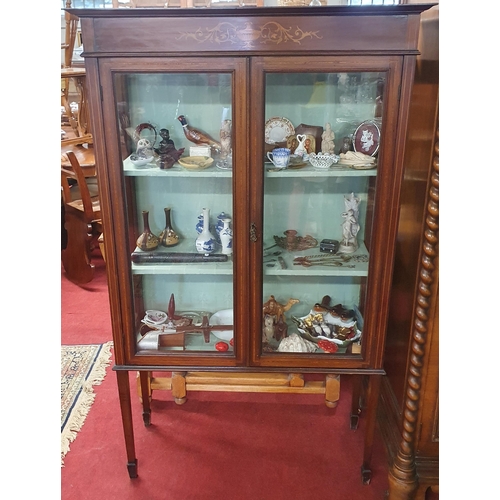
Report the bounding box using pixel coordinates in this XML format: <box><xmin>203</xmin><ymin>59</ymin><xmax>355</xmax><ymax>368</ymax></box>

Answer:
<box><xmin>136</xmin><ymin>207</ymin><xmax>233</xmax><ymax>256</ymax></box>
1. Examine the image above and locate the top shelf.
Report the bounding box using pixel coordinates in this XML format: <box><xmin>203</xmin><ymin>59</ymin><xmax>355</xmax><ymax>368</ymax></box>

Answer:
<box><xmin>123</xmin><ymin>158</ymin><xmax>378</xmax><ymax>178</ymax></box>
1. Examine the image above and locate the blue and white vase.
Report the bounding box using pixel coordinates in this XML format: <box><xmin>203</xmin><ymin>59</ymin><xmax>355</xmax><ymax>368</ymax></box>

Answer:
<box><xmin>216</xmin><ymin>211</ymin><xmax>231</xmax><ymax>242</ymax></box>
<box><xmin>219</xmin><ymin>218</ymin><xmax>233</xmax><ymax>255</ymax></box>
<box><xmin>195</xmin><ymin>208</ymin><xmax>216</xmax><ymax>255</ymax></box>
<box><xmin>195</xmin><ymin>213</ymin><xmax>204</xmax><ymax>235</ymax></box>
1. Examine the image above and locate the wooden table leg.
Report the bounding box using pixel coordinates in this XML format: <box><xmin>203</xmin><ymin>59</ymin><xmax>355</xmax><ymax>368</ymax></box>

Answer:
<box><xmin>325</xmin><ymin>374</ymin><xmax>340</xmax><ymax>408</ymax></box>
<box><xmin>172</xmin><ymin>371</ymin><xmax>187</xmax><ymax>405</ymax></box>
<box><xmin>116</xmin><ymin>370</ymin><xmax>138</xmax><ymax>478</ymax></box>
<box><xmin>360</xmin><ymin>374</ymin><xmax>382</xmax><ymax>485</ymax></box>
<box><xmin>139</xmin><ymin>371</ymin><xmax>152</xmax><ymax>426</ymax></box>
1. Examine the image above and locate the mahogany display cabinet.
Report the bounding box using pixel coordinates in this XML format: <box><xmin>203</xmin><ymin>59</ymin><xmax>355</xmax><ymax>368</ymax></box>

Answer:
<box><xmin>69</xmin><ymin>4</ymin><xmax>435</xmax><ymax>481</ymax></box>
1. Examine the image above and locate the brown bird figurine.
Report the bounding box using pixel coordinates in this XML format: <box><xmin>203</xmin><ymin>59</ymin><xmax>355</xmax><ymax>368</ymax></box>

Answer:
<box><xmin>177</xmin><ymin>115</ymin><xmax>221</xmax><ymax>153</ymax></box>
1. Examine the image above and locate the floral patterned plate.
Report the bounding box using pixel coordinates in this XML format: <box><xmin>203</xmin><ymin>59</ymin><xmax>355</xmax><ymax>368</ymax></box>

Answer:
<box><xmin>264</xmin><ymin>117</ymin><xmax>295</xmax><ymax>145</ymax></box>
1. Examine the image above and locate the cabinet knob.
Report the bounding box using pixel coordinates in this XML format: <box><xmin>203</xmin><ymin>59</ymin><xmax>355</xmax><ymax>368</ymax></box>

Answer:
<box><xmin>250</xmin><ymin>222</ymin><xmax>258</xmax><ymax>243</ymax></box>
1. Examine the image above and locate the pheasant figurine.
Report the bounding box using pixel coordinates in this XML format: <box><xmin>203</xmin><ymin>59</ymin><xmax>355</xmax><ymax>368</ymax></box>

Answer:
<box><xmin>177</xmin><ymin>115</ymin><xmax>221</xmax><ymax>153</ymax></box>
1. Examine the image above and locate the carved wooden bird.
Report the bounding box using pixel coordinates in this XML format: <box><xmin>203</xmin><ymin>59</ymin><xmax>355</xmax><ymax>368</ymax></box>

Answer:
<box><xmin>177</xmin><ymin>115</ymin><xmax>221</xmax><ymax>153</ymax></box>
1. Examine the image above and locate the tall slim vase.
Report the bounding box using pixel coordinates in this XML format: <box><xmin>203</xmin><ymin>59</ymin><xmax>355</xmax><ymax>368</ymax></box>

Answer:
<box><xmin>159</xmin><ymin>207</ymin><xmax>180</xmax><ymax>247</ymax></box>
<box><xmin>136</xmin><ymin>210</ymin><xmax>159</xmax><ymax>251</ymax></box>
<box><xmin>195</xmin><ymin>208</ymin><xmax>216</xmax><ymax>255</ymax></box>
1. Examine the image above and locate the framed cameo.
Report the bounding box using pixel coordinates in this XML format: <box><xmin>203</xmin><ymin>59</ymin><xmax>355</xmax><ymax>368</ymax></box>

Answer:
<box><xmin>353</xmin><ymin>120</ymin><xmax>381</xmax><ymax>157</ymax></box>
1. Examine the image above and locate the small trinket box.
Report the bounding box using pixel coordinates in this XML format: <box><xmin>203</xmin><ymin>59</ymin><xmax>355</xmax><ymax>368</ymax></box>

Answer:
<box><xmin>189</xmin><ymin>145</ymin><xmax>211</xmax><ymax>157</ymax></box>
<box><xmin>320</xmin><ymin>239</ymin><xmax>339</xmax><ymax>254</ymax></box>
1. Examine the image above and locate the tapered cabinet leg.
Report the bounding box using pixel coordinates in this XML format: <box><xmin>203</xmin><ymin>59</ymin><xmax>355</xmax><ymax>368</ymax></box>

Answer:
<box><xmin>137</xmin><ymin>370</ymin><xmax>152</xmax><ymax>404</ymax></box>
<box><xmin>360</xmin><ymin>374</ymin><xmax>382</xmax><ymax>485</ymax></box>
<box><xmin>350</xmin><ymin>375</ymin><xmax>363</xmax><ymax>430</ymax></box>
<box><xmin>116</xmin><ymin>370</ymin><xmax>138</xmax><ymax>478</ymax></box>
<box><xmin>139</xmin><ymin>371</ymin><xmax>152</xmax><ymax>426</ymax></box>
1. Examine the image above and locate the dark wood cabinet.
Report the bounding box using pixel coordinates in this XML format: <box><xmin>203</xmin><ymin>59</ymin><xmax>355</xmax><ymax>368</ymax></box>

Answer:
<box><xmin>377</xmin><ymin>6</ymin><xmax>439</xmax><ymax>499</ymax></box>
<box><xmin>69</xmin><ymin>4</ymin><xmax>435</xmax><ymax>481</ymax></box>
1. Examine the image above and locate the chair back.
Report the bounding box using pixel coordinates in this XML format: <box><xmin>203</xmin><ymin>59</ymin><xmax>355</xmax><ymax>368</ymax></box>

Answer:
<box><xmin>61</xmin><ymin>136</ymin><xmax>100</xmax><ymax>223</ymax></box>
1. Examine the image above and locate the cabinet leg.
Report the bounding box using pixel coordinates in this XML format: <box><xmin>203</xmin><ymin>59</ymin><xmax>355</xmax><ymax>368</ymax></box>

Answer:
<box><xmin>325</xmin><ymin>374</ymin><xmax>340</xmax><ymax>408</ymax></box>
<box><xmin>116</xmin><ymin>371</ymin><xmax>138</xmax><ymax>478</ymax></box>
<box><xmin>350</xmin><ymin>375</ymin><xmax>363</xmax><ymax>430</ymax></box>
<box><xmin>172</xmin><ymin>371</ymin><xmax>187</xmax><ymax>405</ymax></box>
<box><xmin>361</xmin><ymin>374</ymin><xmax>382</xmax><ymax>485</ymax></box>
<box><xmin>137</xmin><ymin>370</ymin><xmax>152</xmax><ymax>404</ymax></box>
<box><xmin>127</xmin><ymin>460</ymin><xmax>138</xmax><ymax>479</ymax></box>
<box><xmin>139</xmin><ymin>371</ymin><xmax>152</xmax><ymax>426</ymax></box>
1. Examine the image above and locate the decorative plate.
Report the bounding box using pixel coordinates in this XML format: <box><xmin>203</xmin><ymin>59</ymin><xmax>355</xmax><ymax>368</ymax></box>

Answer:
<box><xmin>177</xmin><ymin>156</ymin><xmax>214</xmax><ymax>170</ymax></box>
<box><xmin>264</xmin><ymin>117</ymin><xmax>295</xmax><ymax>145</ymax></box>
<box><xmin>209</xmin><ymin>309</ymin><xmax>233</xmax><ymax>341</ymax></box>
<box><xmin>143</xmin><ymin>310</ymin><xmax>167</xmax><ymax>326</ymax></box>
<box><xmin>133</xmin><ymin>122</ymin><xmax>158</xmax><ymax>146</ymax></box>
<box><xmin>353</xmin><ymin>120</ymin><xmax>381</xmax><ymax>157</ymax></box>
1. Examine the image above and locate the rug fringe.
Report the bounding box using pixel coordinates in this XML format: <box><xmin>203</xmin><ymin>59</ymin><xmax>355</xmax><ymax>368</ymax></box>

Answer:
<box><xmin>61</xmin><ymin>341</ymin><xmax>113</xmax><ymax>466</ymax></box>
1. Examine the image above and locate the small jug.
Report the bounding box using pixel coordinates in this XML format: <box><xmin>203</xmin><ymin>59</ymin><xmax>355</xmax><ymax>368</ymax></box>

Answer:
<box><xmin>267</xmin><ymin>148</ymin><xmax>291</xmax><ymax>169</ymax></box>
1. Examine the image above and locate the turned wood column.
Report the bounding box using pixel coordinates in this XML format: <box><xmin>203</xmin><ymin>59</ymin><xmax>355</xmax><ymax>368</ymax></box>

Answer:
<box><xmin>388</xmin><ymin>127</ymin><xmax>439</xmax><ymax>499</ymax></box>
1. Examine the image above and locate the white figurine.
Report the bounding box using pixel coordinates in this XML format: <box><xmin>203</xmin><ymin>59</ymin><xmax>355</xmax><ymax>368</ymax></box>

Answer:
<box><xmin>339</xmin><ymin>193</ymin><xmax>360</xmax><ymax>254</ymax></box>
<box><xmin>321</xmin><ymin>122</ymin><xmax>335</xmax><ymax>154</ymax></box>
<box><xmin>294</xmin><ymin>134</ymin><xmax>308</xmax><ymax>156</ymax></box>
<box><xmin>135</xmin><ymin>138</ymin><xmax>155</xmax><ymax>159</ymax></box>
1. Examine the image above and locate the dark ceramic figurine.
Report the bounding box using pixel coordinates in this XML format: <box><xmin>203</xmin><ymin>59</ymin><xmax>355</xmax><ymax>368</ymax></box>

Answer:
<box><xmin>340</xmin><ymin>136</ymin><xmax>352</xmax><ymax>155</ymax></box>
<box><xmin>156</xmin><ymin>129</ymin><xmax>185</xmax><ymax>169</ymax></box>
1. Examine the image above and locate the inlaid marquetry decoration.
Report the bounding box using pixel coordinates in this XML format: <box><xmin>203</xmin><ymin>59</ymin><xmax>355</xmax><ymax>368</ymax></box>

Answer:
<box><xmin>177</xmin><ymin>22</ymin><xmax>322</xmax><ymax>48</ymax></box>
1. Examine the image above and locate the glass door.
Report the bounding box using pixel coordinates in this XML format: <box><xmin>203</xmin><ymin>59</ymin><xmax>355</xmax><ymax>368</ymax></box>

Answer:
<box><xmin>99</xmin><ymin>58</ymin><xmax>249</xmax><ymax>366</ymax></box>
<box><xmin>250</xmin><ymin>56</ymin><xmax>402</xmax><ymax>368</ymax></box>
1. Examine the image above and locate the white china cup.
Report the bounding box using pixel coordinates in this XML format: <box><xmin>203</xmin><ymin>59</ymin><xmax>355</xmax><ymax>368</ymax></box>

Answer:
<box><xmin>267</xmin><ymin>148</ymin><xmax>291</xmax><ymax>169</ymax></box>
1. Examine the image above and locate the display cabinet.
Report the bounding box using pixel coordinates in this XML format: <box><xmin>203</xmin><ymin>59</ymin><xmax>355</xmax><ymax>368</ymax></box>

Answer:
<box><xmin>69</xmin><ymin>4</ymin><xmax>435</xmax><ymax>481</ymax></box>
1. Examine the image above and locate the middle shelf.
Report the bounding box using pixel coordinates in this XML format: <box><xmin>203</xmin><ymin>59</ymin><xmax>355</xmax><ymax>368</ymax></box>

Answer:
<box><xmin>131</xmin><ymin>241</ymin><xmax>369</xmax><ymax>276</ymax></box>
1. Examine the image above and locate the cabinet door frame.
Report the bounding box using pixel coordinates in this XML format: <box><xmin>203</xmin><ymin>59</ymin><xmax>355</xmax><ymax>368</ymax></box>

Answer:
<box><xmin>95</xmin><ymin>56</ymin><xmax>251</xmax><ymax>369</ymax></box>
<box><xmin>248</xmin><ymin>54</ymin><xmax>407</xmax><ymax>370</ymax></box>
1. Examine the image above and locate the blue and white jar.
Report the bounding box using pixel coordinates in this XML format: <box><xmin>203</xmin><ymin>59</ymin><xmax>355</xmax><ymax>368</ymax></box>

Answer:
<box><xmin>219</xmin><ymin>218</ymin><xmax>233</xmax><ymax>256</ymax></box>
<box><xmin>216</xmin><ymin>212</ymin><xmax>231</xmax><ymax>242</ymax></box>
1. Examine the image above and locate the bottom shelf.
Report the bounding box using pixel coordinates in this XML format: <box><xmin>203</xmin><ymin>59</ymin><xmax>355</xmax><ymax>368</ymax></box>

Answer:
<box><xmin>138</xmin><ymin>371</ymin><xmax>341</xmax><ymax>408</ymax></box>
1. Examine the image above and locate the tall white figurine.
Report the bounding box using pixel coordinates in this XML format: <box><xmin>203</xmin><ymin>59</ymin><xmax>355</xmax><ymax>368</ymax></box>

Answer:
<box><xmin>321</xmin><ymin>122</ymin><xmax>335</xmax><ymax>154</ymax></box>
<box><xmin>339</xmin><ymin>193</ymin><xmax>360</xmax><ymax>253</ymax></box>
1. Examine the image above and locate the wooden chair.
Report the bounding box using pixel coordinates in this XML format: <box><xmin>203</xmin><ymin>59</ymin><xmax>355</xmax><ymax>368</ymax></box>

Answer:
<box><xmin>61</xmin><ymin>139</ymin><xmax>103</xmax><ymax>284</ymax></box>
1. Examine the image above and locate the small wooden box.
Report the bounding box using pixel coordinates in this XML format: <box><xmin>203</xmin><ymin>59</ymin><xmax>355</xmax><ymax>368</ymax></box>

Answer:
<box><xmin>158</xmin><ymin>332</ymin><xmax>185</xmax><ymax>350</ymax></box>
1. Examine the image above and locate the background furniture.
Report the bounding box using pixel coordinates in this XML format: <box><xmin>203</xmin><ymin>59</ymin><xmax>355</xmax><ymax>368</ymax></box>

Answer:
<box><xmin>377</xmin><ymin>6</ymin><xmax>439</xmax><ymax>499</ymax></box>
<box><xmin>61</xmin><ymin>1</ymin><xmax>90</xmax><ymax>138</ymax></box>
<box><xmin>70</xmin><ymin>4</ymin><xmax>435</xmax><ymax>482</ymax></box>
<box><xmin>61</xmin><ymin>136</ymin><xmax>103</xmax><ymax>284</ymax></box>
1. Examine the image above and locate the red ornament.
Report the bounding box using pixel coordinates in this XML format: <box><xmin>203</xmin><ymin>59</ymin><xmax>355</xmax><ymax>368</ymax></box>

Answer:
<box><xmin>229</xmin><ymin>338</ymin><xmax>234</xmax><ymax>346</ymax></box>
<box><xmin>215</xmin><ymin>341</ymin><xmax>229</xmax><ymax>352</ymax></box>
<box><xmin>318</xmin><ymin>340</ymin><xmax>339</xmax><ymax>353</ymax></box>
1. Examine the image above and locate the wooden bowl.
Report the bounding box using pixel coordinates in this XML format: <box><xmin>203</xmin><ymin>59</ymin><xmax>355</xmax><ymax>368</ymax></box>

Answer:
<box><xmin>177</xmin><ymin>156</ymin><xmax>214</xmax><ymax>170</ymax></box>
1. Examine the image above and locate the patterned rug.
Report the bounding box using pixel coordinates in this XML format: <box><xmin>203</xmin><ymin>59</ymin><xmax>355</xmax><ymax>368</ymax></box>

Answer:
<box><xmin>61</xmin><ymin>342</ymin><xmax>113</xmax><ymax>465</ymax></box>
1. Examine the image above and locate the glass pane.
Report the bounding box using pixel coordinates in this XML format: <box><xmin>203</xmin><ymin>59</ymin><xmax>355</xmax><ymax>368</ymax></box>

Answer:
<box><xmin>114</xmin><ymin>72</ymin><xmax>235</xmax><ymax>355</ymax></box>
<box><xmin>262</xmin><ymin>71</ymin><xmax>384</xmax><ymax>357</ymax></box>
